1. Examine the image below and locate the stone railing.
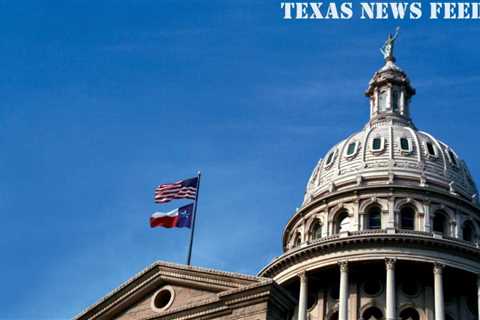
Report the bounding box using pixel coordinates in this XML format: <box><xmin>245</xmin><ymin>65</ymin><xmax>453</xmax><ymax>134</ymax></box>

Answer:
<box><xmin>287</xmin><ymin>228</ymin><xmax>480</xmax><ymax>252</ymax></box>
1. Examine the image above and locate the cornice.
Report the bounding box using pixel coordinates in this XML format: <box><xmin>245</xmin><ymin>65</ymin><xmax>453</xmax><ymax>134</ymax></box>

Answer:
<box><xmin>260</xmin><ymin>230</ymin><xmax>480</xmax><ymax>278</ymax></box>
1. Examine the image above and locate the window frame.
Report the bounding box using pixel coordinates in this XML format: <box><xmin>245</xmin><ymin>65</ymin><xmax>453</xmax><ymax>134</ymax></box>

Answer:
<box><xmin>391</xmin><ymin>87</ymin><xmax>400</xmax><ymax>112</ymax></box>
<box><xmin>399</xmin><ymin>137</ymin><xmax>413</xmax><ymax>154</ymax></box>
<box><xmin>378</xmin><ymin>87</ymin><xmax>388</xmax><ymax>112</ymax></box>
<box><xmin>309</xmin><ymin>220</ymin><xmax>322</xmax><ymax>240</ymax></box>
<box><xmin>462</xmin><ymin>221</ymin><xmax>475</xmax><ymax>242</ymax></box>
<box><xmin>432</xmin><ymin>211</ymin><xmax>448</xmax><ymax>236</ymax></box>
<box><xmin>335</xmin><ymin>211</ymin><xmax>351</xmax><ymax>234</ymax></box>
<box><xmin>367</xmin><ymin>206</ymin><xmax>382</xmax><ymax>230</ymax></box>
<box><xmin>324</xmin><ymin>149</ymin><xmax>337</xmax><ymax>168</ymax></box>
<box><xmin>399</xmin><ymin>206</ymin><xmax>416</xmax><ymax>230</ymax></box>
<box><xmin>371</xmin><ymin>137</ymin><xmax>385</xmax><ymax>153</ymax></box>
<box><xmin>151</xmin><ymin>286</ymin><xmax>176</xmax><ymax>312</ymax></box>
<box><xmin>424</xmin><ymin>141</ymin><xmax>438</xmax><ymax>159</ymax></box>
<box><xmin>345</xmin><ymin>141</ymin><xmax>359</xmax><ymax>159</ymax></box>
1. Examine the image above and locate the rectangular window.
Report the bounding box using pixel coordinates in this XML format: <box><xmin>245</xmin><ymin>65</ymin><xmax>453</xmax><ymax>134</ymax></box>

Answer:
<box><xmin>372</xmin><ymin>138</ymin><xmax>382</xmax><ymax>151</ymax></box>
<box><xmin>392</xmin><ymin>88</ymin><xmax>399</xmax><ymax>111</ymax></box>
<box><xmin>378</xmin><ymin>89</ymin><xmax>387</xmax><ymax>112</ymax></box>
<box><xmin>400</xmin><ymin>138</ymin><xmax>410</xmax><ymax>151</ymax></box>
<box><xmin>426</xmin><ymin>142</ymin><xmax>436</xmax><ymax>156</ymax></box>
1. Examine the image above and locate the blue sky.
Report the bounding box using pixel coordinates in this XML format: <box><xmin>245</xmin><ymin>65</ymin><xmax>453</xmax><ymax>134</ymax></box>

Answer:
<box><xmin>1</xmin><ymin>1</ymin><xmax>480</xmax><ymax>319</ymax></box>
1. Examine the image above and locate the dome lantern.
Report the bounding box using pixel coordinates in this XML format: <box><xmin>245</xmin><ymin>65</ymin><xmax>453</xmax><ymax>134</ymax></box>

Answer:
<box><xmin>365</xmin><ymin>28</ymin><xmax>416</xmax><ymax>127</ymax></box>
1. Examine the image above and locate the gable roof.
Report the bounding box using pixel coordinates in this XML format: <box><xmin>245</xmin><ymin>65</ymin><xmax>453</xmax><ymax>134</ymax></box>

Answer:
<box><xmin>75</xmin><ymin>261</ymin><xmax>294</xmax><ymax>320</ymax></box>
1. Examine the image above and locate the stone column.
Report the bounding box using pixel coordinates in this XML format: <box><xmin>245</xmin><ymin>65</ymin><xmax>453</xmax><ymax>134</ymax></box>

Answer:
<box><xmin>385</xmin><ymin>258</ymin><xmax>396</xmax><ymax>320</ymax></box>
<box><xmin>339</xmin><ymin>261</ymin><xmax>349</xmax><ymax>320</ymax></box>
<box><xmin>399</xmin><ymin>90</ymin><xmax>405</xmax><ymax>115</ymax></box>
<box><xmin>434</xmin><ymin>263</ymin><xmax>445</xmax><ymax>320</ymax></box>
<box><xmin>298</xmin><ymin>272</ymin><xmax>308</xmax><ymax>320</ymax></box>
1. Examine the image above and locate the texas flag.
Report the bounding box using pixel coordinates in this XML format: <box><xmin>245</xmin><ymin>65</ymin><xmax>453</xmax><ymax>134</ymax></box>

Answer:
<box><xmin>150</xmin><ymin>203</ymin><xmax>194</xmax><ymax>229</ymax></box>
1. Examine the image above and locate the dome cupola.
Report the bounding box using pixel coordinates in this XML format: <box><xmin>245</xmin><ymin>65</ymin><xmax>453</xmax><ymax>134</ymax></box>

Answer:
<box><xmin>365</xmin><ymin>28</ymin><xmax>416</xmax><ymax>127</ymax></box>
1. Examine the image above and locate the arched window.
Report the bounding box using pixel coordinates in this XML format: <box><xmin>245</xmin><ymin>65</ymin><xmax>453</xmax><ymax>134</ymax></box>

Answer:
<box><xmin>400</xmin><ymin>206</ymin><xmax>415</xmax><ymax>230</ymax></box>
<box><xmin>309</xmin><ymin>220</ymin><xmax>322</xmax><ymax>240</ymax></box>
<box><xmin>367</xmin><ymin>206</ymin><xmax>382</xmax><ymax>230</ymax></box>
<box><xmin>336</xmin><ymin>211</ymin><xmax>350</xmax><ymax>234</ymax></box>
<box><xmin>293</xmin><ymin>233</ymin><xmax>301</xmax><ymax>248</ymax></box>
<box><xmin>463</xmin><ymin>221</ymin><xmax>475</xmax><ymax>242</ymax></box>
<box><xmin>433</xmin><ymin>211</ymin><xmax>448</xmax><ymax>236</ymax></box>
<box><xmin>399</xmin><ymin>308</ymin><xmax>420</xmax><ymax>320</ymax></box>
<box><xmin>362</xmin><ymin>307</ymin><xmax>383</xmax><ymax>320</ymax></box>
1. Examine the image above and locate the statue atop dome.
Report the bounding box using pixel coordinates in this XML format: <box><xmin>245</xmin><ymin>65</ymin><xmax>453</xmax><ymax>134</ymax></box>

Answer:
<box><xmin>380</xmin><ymin>27</ymin><xmax>400</xmax><ymax>62</ymax></box>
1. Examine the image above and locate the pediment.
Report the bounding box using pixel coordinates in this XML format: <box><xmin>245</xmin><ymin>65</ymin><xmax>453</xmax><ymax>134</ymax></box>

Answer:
<box><xmin>75</xmin><ymin>261</ymin><xmax>271</xmax><ymax>320</ymax></box>
<box><xmin>114</xmin><ymin>283</ymin><xmax>218</xmax><ymax>320</ymax></box>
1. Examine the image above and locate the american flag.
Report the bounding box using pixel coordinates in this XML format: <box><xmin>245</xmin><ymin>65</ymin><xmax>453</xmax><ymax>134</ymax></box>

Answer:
<box><xmin>154</xmin><ymin>177</ymin><xmax>198</xmax><ymax>203</ymax></box>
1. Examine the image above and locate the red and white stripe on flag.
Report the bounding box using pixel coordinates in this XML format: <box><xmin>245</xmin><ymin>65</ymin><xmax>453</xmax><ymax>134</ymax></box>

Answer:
<box><xmin>154</xmin><ymin>177</ymin><xmax>198</xmax><ymax>204</ymax></box>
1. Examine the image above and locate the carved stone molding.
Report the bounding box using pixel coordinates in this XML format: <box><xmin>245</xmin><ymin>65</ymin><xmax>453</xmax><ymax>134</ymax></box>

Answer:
<box><xmin>433</xmin><ymin>263</ymin><xmax>445</xmax><ymax>274</ymax></box>
<box><xmin>298</xmin><ymin>271</ymin><xmax>307</xmax><ymax>281</ymax></box>
<box><xmin>385</xmin><ymin>257</ymin><xmax>396</xmax><ymax>270</ymax></box>
<box><xmin>338</xmin><ymin>261</ymin><xmax>349</xmax><ymax>272</ymax></box>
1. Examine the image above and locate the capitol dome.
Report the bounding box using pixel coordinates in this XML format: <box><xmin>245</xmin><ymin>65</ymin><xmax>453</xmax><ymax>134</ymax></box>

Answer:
<box><xmin>304</xmin><ymin>58</ymin><xmax>478</xmax><ymax>205</ymax></box>
<box><xmin>260</xmin><ymin>32</ymin><xmax>480</xmax><ymax>320</ymax></box>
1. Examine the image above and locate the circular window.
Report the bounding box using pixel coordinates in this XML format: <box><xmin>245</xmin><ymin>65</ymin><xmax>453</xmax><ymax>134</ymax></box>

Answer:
<box><xmin>401</xmin><ymin>280</ymin><xmax>419</xmax><ymax>297</ymax></box>
<box><xmin>363</xmin><ymin>279</ymin><xmax>383</xmax><ymax>296</ymax></box>
<box><xmin>151</xmin><ymin>286</ymin><xmax>175</xmax><ymax>312</ymax></box>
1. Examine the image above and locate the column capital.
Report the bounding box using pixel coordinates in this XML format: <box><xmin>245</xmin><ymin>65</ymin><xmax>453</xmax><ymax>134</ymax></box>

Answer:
<box><xmin>299</xmin><ymin>271</ymin><xmax>308</xmax><ymax>281</ymax></box>
<box><xmin>338</xmin><ymin>260</ymin><xmax>349</xmax><ymax>272</ymax></box>
<box><xmin>433</xmin><ymin>263</ymin><xmax>445</xmax><ymax>274</ymax></box>
<box><xmin>385</xmin><ymin>257</ymin><xmax>397</xmax><ymax>270</ymax></box>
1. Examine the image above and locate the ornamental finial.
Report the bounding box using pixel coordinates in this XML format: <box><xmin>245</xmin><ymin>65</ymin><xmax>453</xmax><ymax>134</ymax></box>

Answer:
<box><xmin>380</xmin><ymin>27</ymin><xmax>400</xmax><ymax>62</ymax></box>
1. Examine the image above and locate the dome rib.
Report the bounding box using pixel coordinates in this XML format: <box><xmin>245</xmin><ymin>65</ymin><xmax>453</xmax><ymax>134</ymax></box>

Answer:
<box><xmin>406</xmin><ymin>126</ymin><xmax>422</xmax><ymax>163</ymax></box>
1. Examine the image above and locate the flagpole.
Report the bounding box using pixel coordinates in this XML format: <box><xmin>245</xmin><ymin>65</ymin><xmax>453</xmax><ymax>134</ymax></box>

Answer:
<box><xmin>186</xmin><ymin>171</ymin><xmax>201</xmax><ymax>265</ymax></box>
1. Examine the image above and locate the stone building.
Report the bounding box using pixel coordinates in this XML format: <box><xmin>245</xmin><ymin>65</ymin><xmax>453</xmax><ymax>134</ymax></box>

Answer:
<box><xmin>76</xmin><ymin>39</ymin><xmax>480</xmax><ymax>320</ymax></box>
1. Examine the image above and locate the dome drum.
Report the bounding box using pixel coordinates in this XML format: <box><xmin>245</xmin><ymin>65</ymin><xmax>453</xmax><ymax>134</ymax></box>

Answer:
<box><xmin>286</xmin><ymin>188</ymin><xmax>480</xmax><ymax>252</ymax></box>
